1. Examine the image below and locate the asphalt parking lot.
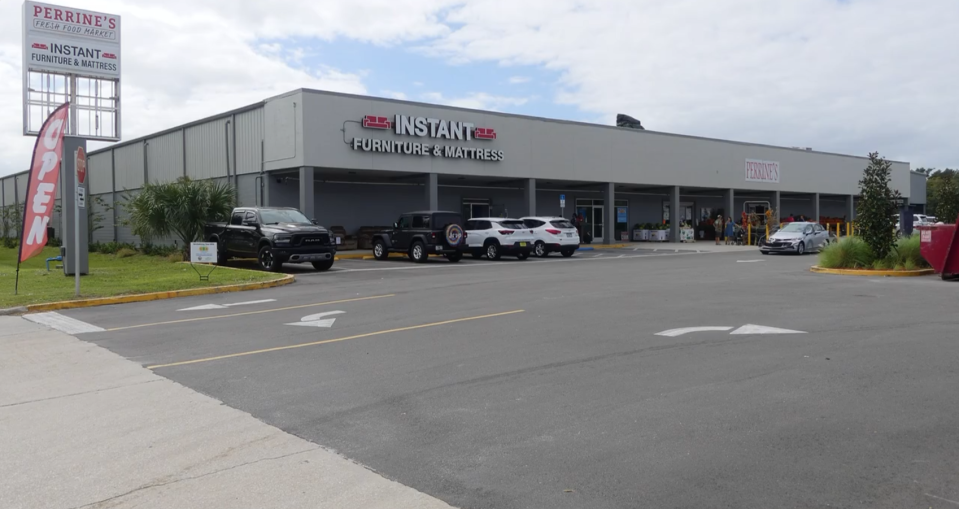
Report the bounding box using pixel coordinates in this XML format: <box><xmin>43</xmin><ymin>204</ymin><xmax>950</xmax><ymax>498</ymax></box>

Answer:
<box><xmin>47</xmin><ymin>248</ymin><xmax>959</xmax><ymax>508</ymax></box>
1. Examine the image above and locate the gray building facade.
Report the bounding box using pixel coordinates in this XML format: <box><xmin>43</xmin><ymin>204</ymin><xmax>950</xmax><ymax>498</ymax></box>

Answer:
<box><xmin>1</xmin><ymin>88</ymin><xmax>912</xmax><ymax>245</ymax></box>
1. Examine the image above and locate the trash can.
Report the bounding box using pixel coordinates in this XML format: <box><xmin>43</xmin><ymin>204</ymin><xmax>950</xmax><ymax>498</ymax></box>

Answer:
<box><xmin>919</xmin><ymin>224</ymin><xmax>959</xmax><ymax>279</ymax></box>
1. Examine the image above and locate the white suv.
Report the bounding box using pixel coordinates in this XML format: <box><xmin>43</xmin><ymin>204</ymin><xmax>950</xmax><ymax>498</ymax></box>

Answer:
<box><xmin>464</xmin><ymin>218</ymin><xmax>536</xmax><ymax>260</ymax></box>
<box><xmin>520</xmin><ymin>216</ymin><xmax>581</xmax><ymax>257</ymax></box>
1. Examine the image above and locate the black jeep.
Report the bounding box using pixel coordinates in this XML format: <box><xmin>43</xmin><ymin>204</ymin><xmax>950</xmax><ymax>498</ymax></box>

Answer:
<box><xmin>371</xmin><ymin>211</ymin><xmax>468</xmax><ymax>263</ymax></box>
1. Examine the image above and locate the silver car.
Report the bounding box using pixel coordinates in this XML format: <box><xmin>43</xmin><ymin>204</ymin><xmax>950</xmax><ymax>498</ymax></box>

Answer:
<box><xmin>760</xmin><ymin>222</ymin><xmax>830</xmax><ymax>255</ymax></box>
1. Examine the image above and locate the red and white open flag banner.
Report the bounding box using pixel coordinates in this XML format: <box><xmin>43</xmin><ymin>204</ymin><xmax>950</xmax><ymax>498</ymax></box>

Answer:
<box><xmin>19</xmin><ymin>102</ymin><xmax>69</xmax><ymax>263</ymax></box>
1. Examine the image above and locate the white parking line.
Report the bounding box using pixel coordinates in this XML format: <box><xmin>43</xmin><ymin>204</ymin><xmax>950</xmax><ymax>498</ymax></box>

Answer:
<box><xmin>24</xmin><ymin>312</ymin><xmax>105</xmax><ymax>334</ymax></box>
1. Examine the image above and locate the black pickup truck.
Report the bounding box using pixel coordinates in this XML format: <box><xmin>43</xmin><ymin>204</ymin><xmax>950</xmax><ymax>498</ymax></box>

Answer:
<box><xmin>371</xmin><ymin>210</ymin><xmax>467</xmax><ymax>263</ymax></box>
<box><xmin>204</xmin><ymin>207</ymin><xmax>336</xmax><ymax>272</ymax></box>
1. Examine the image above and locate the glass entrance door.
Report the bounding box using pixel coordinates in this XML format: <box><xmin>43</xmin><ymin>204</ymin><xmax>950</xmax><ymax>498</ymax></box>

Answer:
<box><xmin>592</xmin><ymin>204</ymin><xmax>604</xmax><ymax>243</ymax></box>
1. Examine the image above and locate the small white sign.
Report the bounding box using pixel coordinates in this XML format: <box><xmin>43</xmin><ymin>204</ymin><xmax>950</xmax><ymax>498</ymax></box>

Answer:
<box><xmin>76</xmin><ymin>186</ymin><xmax>85</xmax><ymax>208</ymax></box>
<box><xmin>921</xmin><ymin>229</ymin><xmax>931</xmax><ymax>243</ymax></box>
<box><xmin>745</xmin><ymin>159</ymin><xmax>781</xmax><ymax>183</ymax></box>
<box><xmin>190</xmin><ymin>242</ymin><xmax>218</xmax><ymax>264</ymax></box>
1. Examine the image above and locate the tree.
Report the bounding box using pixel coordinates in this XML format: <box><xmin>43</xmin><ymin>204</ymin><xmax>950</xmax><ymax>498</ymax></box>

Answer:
<box><xmin>927</xmin><ymin>169</ymin><xmax>958</xmax><ymax>221</ymax></box>
<box><xmin>857</xmin><ymin>152</ymin><xmax>900</xmax><ymax>260</ymax></box>
<box><xmin>932</xmin><ymin>171</ymin><xmax>959</xmax><ymax>224</ymax></box>
<box><xmin>123</xmin><ymin>177</ymin><xmax>234</xmax><ymax>255</ymax></box>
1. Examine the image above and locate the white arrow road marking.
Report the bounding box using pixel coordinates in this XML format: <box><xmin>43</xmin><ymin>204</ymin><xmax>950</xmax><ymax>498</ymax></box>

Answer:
<box><xmin>730</xmin><ymin>324</ymin><xmax>806</xmax><ymax>335</ymax></box>
<box><xmin>655</xmin><ymin>326</ymin><xmax>733</xmax><ymax>337</ymax></box>
<box><xmin>179</xmin><ymin>299</ymin><xmax>276</xmax><ymax>311</ymax></box>
<box><xmin>737</xmin><ymin>260</ymin><xmax>765</xmax><ymax>263</ymax></box>
<box><xmin>285</xmin><ymin>310</ymin><xmax>345</xmax><ymax>328</ymax></box>
<box><xmin>24</xmin><ymin>312</ymin><xmax>105</xmax><ymax>334</ymax></box>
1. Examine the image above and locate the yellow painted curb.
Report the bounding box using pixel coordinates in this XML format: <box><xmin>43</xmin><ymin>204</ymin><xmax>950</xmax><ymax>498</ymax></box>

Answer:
<box><xmin>810</xmin><ymin>266</ymin><xmax>934</xmax><ymax>277</ymax></box>
<box><xmin>588</xmin><ymin>243</ymin><xmax>629</xmax><ymax>250</ymax></box>
<box><xmin>25</xmin><ymin>274</ymin><xmax>295</xmax><ymax>312</ymax></box>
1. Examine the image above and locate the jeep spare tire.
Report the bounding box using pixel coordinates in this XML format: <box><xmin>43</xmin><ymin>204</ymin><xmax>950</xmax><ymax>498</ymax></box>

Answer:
<box><xmin>445</xmin><ymin>224</ymin><xmax>465</xmax><ymax>247</ymax></box>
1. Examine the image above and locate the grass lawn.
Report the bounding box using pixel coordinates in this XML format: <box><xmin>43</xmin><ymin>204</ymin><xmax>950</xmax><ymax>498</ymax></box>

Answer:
<box><xmin>0</xmin><ymin>246</ymin><xmax>283</xmax><ymax>308</ymax></box>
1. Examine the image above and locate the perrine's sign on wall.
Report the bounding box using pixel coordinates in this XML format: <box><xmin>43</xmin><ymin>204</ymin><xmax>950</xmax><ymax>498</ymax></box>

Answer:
<box><xmin>351</xmin><ymin>114</ymin><xmax>504</xmax><ymax>162</ymax></box>
<box><xmin>745</xmin><ymin>159</ymin><xmax>780</xmax><ymax>183</ymax></box>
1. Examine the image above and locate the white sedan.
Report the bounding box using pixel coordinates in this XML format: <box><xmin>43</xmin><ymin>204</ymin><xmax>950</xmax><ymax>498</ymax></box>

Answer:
<box><xmin>464</xmin><ymin>218</ymin><xmax>535</xmax><ymax>260</ymax></box>
<box><xmin>520</xmin><ymin>216</ymin><xmax>581</xmax><ymax>258</ymax></box>
<box><xmin>760</xmin><ymin>222</ymin><xmax>830</xmax><ymax>255</ymax></box>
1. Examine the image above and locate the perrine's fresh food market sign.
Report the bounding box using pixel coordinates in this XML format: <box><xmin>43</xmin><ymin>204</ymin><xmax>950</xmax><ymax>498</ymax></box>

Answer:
<box><xmin>23</xmin><ymin>1</ymin><xmax>121</xmax><ymax>79</ymax></box>
<box><xmin>351</xmin><ymin>114</ymin><xmax>504</xmax><ymax>162</ymax></box>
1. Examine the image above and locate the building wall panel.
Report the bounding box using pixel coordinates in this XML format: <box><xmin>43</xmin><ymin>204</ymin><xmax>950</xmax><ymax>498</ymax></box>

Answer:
<box><xmin>114</xmin><ymin>143</ymin><xmax>145</xmax><ymax>191</ymax></box>
<box><xmin>88</xmin><ymin>151</ymin><xmax>113</xmax><ymax>195</ymax></box>
<box><xmin>146</xmin><ymin>130</ymin><xmax>184</xmax><ymax>184</ymax></box>
<box><xmin>235</xmin><ymin>108</ymin><xmax>264</xmax><ymax>175</ymax></box>
<box><xmin>185</xmin><ymin>118</ymin><xmax>229</xmax><ymax>181</ymax></box>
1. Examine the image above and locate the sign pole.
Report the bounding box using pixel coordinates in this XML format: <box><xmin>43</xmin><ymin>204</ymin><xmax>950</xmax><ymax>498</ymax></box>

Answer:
<box><xmin>74</xmin><ymin>149</ymin><xmax>80</xmax><ymax>296</ymax></box>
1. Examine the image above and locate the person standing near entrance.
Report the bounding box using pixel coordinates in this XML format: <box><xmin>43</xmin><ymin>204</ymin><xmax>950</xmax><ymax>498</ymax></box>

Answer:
<box><xmin>714</xmin><ymin>215</ymin><xmax>724</xmax><ymax>245</ymax></box>
<box><xmin>724</xmin><ymin>216</ymin><xmax>735</xmax><ymax>245</ymax></box>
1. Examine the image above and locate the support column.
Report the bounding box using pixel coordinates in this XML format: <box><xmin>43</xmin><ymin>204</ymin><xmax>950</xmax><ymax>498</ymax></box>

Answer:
<box><xmin>425</xmin><ymin>173</ymin><xmax>439</xmax><ymax>210</ymax></box>
<box><xmin>812</xmin><ymin>193</ymin><xmax>820</xmax><ymax>224</ymax></box>
<box><xmin>772</xmin><ymin>191</ymin><xmax>781</xmax><ymax>221</ymax></box>
<box><xmin>846</xmin><ymin>195</ymin><xmax>855</xmax><ymax>221</ymax></box>
<box><xmin>604</xmin><ymin>183</ymin><xmax>615</xmax><ymax>244</ymax></box>
<box><xmin>62</xmin><ymin>137</ymin><xmax>89</xmax><ymax>276</ymax></box>
<box><xmin>670</xmin><ymin>186</ymin><xmax>680</xmax><ymax>243</ymax></box>
<box><xmin>525</xmin><ymin>178</ymin><xmax>537</xmax><ymax>217</ymax></box>
<box><xmin>298</xmin><ymin>167</ymin><xmax>315</xmax><ymax>220</ymax></box>
<box><xmin>725</xmin><ymin>189</ymin><xmax>735</xmax><ymax>221</ymax></box>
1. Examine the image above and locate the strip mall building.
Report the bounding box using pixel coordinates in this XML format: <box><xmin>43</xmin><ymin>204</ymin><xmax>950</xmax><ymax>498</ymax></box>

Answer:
<box><xmin>1</xmin><ymin>88</ymin><xmax>924</xmax><ymax>245</ymax></box>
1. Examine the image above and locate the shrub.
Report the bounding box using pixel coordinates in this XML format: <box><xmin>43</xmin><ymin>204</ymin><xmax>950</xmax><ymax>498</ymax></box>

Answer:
<box><xmin>115</xmin><ymin>247</ymin><xmax>137</xmax><ymax>259</ymax></box>
<box><xmin>2</xmin><ymin>237</ymin><xmax>18</xmax><ymax>249</ymax></box>
<box><xmin>818</xmin><ymin>237</ymin><xmax>875</xmax><ymax>269</ymax></box>
<box><xmin>872</xmin><ymin>258</ymin><xmax>893</xmax><ymax>270</ymax></box>
<box><xmin>889</xmin><ymin>234</ymin><xmax>929</xmax><ymax>269</ymax></box>
<box><xmin>904</xmin><ymin>259</ymin><xmax>917</xmax><ymax>271</ymax></box>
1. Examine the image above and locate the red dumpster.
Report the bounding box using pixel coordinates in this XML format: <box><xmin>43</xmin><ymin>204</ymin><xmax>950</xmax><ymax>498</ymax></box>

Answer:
<box><xmin>919</xmin><ymin>224</ymin><xmax>959</xmax><ymax>279</ymax></box>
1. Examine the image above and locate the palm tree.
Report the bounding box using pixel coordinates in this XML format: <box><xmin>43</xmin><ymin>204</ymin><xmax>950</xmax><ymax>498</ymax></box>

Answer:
<box><xmin>124</xmin><ymin>177</ymin><xmax>235</xmax><ymax>256</ymax></box>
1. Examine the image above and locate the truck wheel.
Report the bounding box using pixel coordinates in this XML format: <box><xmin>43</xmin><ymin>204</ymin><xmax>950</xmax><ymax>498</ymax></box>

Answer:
<box><xmin>214</xmin><ymin>239</ymin><xmax>228</xmax><ymax>265</ymax></box>
<box><xmin>486</xmin><ymin>242</ymin><xmax>501</xmax><ymax>260</ymax></box>
<box><xmin>258</xmin><ymin>245</ymin><xmax>282</xmax><ymax>272</ymax></box>
<box><xmin>312</xmin><ymin>259</ymin><xmax>334</xmax><ymax>271</ymax></box>
<box><xmin>373</xmin><ymin>240</ymin><xmax>389</xmax><ymax>260</ymax></box>
<box><xmin>410</xmin><ymin>241</ymin><xmax>427</xmax><ymax>263</ymax></box>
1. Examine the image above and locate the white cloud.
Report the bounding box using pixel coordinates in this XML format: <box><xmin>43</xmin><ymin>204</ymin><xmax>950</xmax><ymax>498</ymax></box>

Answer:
<box><xmin>421</xmin><ymin>0</ymin><xmax>959</xmax><ymax>169</ymax></box>
<box><xmin>381</xmin><ymin>90</ymin><xmax>409</xmax><ymax>100</ymax></box>
<box><xmin>2</xmin><ymin>0</ymin><xmax>956</xmax><ymax>176</ymax></box>
<box><xmin>421</xmin><ymin>91</ymin><xmax>528</xmax><ymax>111</ymax></box>
<box><xmin>508</xmin><ymin>76</ymin><xmax>530</xmax><ymax>84</ymax></box>
<box><xmin>0</xmin><ymin>0</ymin><xmax>454</xmax><ymax>176</ymax></box>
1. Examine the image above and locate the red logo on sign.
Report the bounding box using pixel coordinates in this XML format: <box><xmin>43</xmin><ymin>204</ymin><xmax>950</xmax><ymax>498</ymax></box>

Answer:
<box><xmin>362</xmin><ymin>115</ymin><xmax>392</xmax><ymax>130</ymax></box>
<box><xmin>102</xmin><ymin>52</ymin><xmax>117</xmax><ymax>59</ymax></box>
<box><xmin>76</xmin><ymin>147</ymin><xmax>87</xmax><ymax>184</ymax></box>
<box><xmin>474</xmin><ymin>128</ymin><xmax>496</xmax><ymax>140</ymax></box>
<box><xmin>32</xmin><ymin>43</ymin><xmax>48</xmax><ymax>50</ymax></box>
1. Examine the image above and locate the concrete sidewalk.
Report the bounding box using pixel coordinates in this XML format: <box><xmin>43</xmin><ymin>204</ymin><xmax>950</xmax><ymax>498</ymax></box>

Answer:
<box><xmin>0</xmin><ymin>317</ymin><xmax>455</xmax><ymax>509</ymax></box>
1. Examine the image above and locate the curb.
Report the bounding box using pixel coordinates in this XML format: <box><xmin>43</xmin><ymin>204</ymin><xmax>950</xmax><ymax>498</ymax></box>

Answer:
<box><xmin>582</xmin><ymin>244</ymin><xmax>629</xmax><ymax>250</ymax></box>
<box><xmin>810</xmin><ymin>266</ymin><xmax>935</xmax><ymax>277</ymax></box>
<box><xmin>0</xmin><ymin>306</ymin><xmax>28</xmax><ymax>316</ymax></box>
<box><xmin>23</xmin><ymin>274</ymin><xmax>295</xmax><ymax>313</ymax></box>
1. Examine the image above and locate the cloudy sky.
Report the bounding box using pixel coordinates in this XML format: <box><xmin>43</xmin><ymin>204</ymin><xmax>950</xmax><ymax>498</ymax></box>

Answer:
<box><xmin>1</xmin><ymin>0</ymin><xmax>957</xmax><ymax>176</ymax></box>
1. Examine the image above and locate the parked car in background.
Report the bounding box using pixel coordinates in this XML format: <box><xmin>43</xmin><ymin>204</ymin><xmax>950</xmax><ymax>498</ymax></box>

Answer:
<box><xmin>205</xmin><ymin>207</ymin><xmax>336</xmax><ymax>272</ymax></box>
<box><xmin>521</xmin><ymin>216</ymin><xmax>580</xmax><ymax>257</ymax></box>
<box><xmin>760</xmin><ymin>221</ymin><xmax>829</xmax><ymax>255</ymax></box>
<box><xmin>464</xmin><ymin>218</ymin><xmax>535</xmax><ymax>260</ymax></box>
<box><xmin>371</xmin><ymin>210</ymin><xmax>467</xmax><ymax>263</ymax></box>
